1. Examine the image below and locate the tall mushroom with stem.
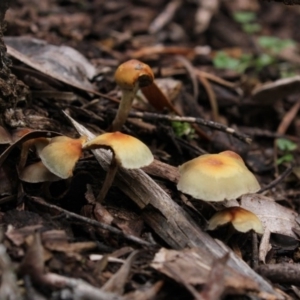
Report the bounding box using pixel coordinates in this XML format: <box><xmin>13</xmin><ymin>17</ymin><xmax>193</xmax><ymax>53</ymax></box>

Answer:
<box><xmin>82</xmin><ymin>131</ymin><xmax>154</xmax><ymax>203</ymax></box>
<box><xmin>111</xmin><ymin>59</ymin><xmax>154</xmax><ymax>131</ymax></box>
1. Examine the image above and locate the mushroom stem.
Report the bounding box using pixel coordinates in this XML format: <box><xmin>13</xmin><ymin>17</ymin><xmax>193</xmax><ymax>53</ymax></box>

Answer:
<box><xmin>110</xmin><ymin>87</ymin><xmax>138</xmax><ymax>131</ymax></box>
<box><xmin>18</xmin><ymin>143</ymin><xmax>30</xmax><ymax>170</ymax></box>
<box><xmin>96</xmin><ymin>155</ymin><xmax>119</xmax><ymax>203</ymax></box>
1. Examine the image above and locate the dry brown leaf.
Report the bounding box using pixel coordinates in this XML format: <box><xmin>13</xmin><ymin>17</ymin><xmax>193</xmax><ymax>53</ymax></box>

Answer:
<box><xmin>240</xmin><ymin>194</ymin><xmax>298</xmax><ymax>239</ymax></box>
<box><xmin>102</xmin><ymin>250</ymin><xmax>139</xmax><ymax>295</ymax></box>
<box><xmin>6</xmin><ymin>225</ymin><xmax>43</xmax><ymax>246</ymax></box>
<box><xmin>5</xmin><ymin>36</ymin><xmax>97</xmax><ymax>92</ymax></box>
<box><xmin>199</xmin><ymin>254</ymin><xmax>229</xmax><ymax>300</ymax></box>
<box><xmin>252</xmin><ymin>76</ymin><xmax>300</xmax><ymax>104</ymax></box>
<box><xmin>239</xmin><ymin>194</ymin><xmax>299</xmax><ymax>262</ymax></box>
<box><xmin>151</xmin><ymin>248</ymin><xmax>258</xmax><ymax>294</ymax></box>
<box><xmin>0</xmin><ymin>242</ymin><xmax>22</xmax><ymax>299</ymax></box>
<box><xmin>141</xmin><ymin>82</ymin><xmax>178</xmax><ymax>112</ymax></box>
<box><xmin>124</xmin><ymin>281</ymin><xmax>164</xmax><ymax>300</ymax></box>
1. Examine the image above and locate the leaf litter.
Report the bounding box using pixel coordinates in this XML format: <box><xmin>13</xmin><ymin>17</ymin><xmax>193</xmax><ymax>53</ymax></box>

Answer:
<box><xmin>0</xmin><ymin>0</ymin><xmax>299</xmax><ymax>299</ymax></box>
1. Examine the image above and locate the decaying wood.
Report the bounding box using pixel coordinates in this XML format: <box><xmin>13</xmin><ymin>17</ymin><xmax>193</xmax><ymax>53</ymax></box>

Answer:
<box><xmin>64</xmin><ymin>111</ymin><xmax>283</xmax><ymax>298</ymax></box>
<box><xmin>257</xmin><ymin>263</ymin><xmax>300</xmax><ymax>285</ymax></box>
<box><xmin>142</xmin><ymin>159</ymin><xmax>179</xmax><ymax>183</ymax></box>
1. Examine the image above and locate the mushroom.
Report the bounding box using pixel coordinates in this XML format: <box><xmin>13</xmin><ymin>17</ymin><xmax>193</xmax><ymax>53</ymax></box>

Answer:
<box><xmin>11</xmin><ymin>128</ymin><xmax>50</xmax><ymax>169</ymax></box>
<box><xmin>39</xmin><ymin>136</ymin><xmax>87</xmax><ymax>179</ymax></box>
<box><xmin>19</xmin><ymin>161</ymin><xmax>60</xmax><ymax>183</ymax></box>
<box><xmin>207</xmin><ymin>207</ymin><xmax>264</xmax><ymax>235</ymax></box>
<box><xmin>177</xmin><ymin>150</ymin><xmax>260</xmax><ymax>202</ymax></box>
<box><xmin>82</xmin><ymin>131</ymin><xmax>154</xmax><ymax>203</ymax></box>
<box><xmin>111</xmin><ymin>59</ymin><xmax>154</xmax><ymax>131</ymax></box>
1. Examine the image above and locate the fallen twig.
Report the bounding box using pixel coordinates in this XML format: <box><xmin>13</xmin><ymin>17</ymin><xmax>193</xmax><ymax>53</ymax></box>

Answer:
<box><xmin>258</xmin><ymin>165</ymin><xmax>294</xmax><ymax>193</ymax></box>
<box><xmin>123</xmin><ymin>110</ymin><xmax>252</xmax><ymax>144</ymax></box>
<box><xmin>44</xmin><ymin>273</ymin><xmax>124</xmax><ymax>300</ymax></box>
<box><xmin>257</xmin><ymin>263</ymin><xmax>300</xmax><ymax>285</ymax></box>
<box><xmin>29</xmin><ymin>196</ymin><xmax>156</xmax><ymax>248</ymax></box>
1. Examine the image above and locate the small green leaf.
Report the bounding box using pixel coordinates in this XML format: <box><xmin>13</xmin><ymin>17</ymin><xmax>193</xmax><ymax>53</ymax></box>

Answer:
<box><xmin>171</xmin><ymin>121</ymin><xmax>194</xmax><ymax>138</ymax></box>
<box><xmin>257</xmin><ymin>36</ymin><xmax>296</xmax><ymax>54</ymax></box>
<box><xmin>276</xmin><ymin>138</ymin><xmax>298</xmax><ymax>151</ymax></box>
<box><xmin>242</xmin><ymin>23</ymin><xmax>261</xmax><ymax>34</ymax></box>
<box><xmin>213</xmin><ymin>52</ymin><xmax>240</xmax><ymax>70</ymax></box>
<box><xmin>213</xmin><ymin>52</ymin><xmax>252</xmax><ymax>73</ymax></box>
<box><xmin>254</xmin><ymin>53</ymin><xmax>275</xmax><ymax>69</ymax></box>
<box><xmin>276</xmin><ymin>153</ymin><xmax>294</xmax><ymax>165</ymax></box>
<box><xmin>233</xmin><ymin>11</ymin><xmax>257</xmax><ymax>24</ymax></box>
<box><xmin>279</xmin><ymin>63</ymin><xmax>298</xmax><ymax>78</ymax></box>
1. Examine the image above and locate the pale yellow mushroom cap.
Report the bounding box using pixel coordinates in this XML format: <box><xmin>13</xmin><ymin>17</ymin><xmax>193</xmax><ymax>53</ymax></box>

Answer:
<box><xmin>177</xmin><ymin>151</ymin><xmax>260</xmax><ymax>202</ymax></box>
<box><xmin>39</xmin><ymin>136</ymin><xmax>87</xmax><ymax>179</ymax></box>
<box><xmin>83</xmin><ymin>132</ymin><xmax>154</xmax><ymax>169</ymax></box>
<box><xmin>19</xmin><ymin>161</ymin><xmax>60</xmax><ymax>183</ymax></box>
<box><xmin>208</xmin><ymin>207</ymin><xmax>264</xmax><ymax>234</ymax></box>
<box><xmin>114</xmin><ymin>59</ymin><xmax>154</xmax><ymax>90</ymax></box>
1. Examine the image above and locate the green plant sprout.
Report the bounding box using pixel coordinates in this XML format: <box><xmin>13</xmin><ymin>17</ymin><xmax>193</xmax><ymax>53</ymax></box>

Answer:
<box><xmin>257</xmin><ymin>36</ymin><xmax>296</xmax><ymax>54</ymax></box>
<box><xmin>276</xmin><ymin>138</ymin><xmax>297</xmax><ymax>165</ymax></box>
<box><xmin>171</xmin><ymin>121</ymin><xmax>195</xmax><ymax>139</ymax></box>
<box><xmin>213</xmin><ymin>36</ymin><xmax>296</xmax><ymax>74</ymax></box>
<box><xmin>213</xmin><ymin>51</ymin><xmax>252</xmax><ymax>73</ymax></box>
<box><xmin>233</xmin><ymin>11</ymin><xmax>261</xmax><ymax>34</ymax></box>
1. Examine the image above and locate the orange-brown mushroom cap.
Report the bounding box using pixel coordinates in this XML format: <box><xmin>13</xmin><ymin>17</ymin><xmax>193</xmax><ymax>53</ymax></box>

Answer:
<box><xmin>177</xmin><ymin>151</ymin><xmax>260</xmax><ymax>202</ymax></box>
<box><xmin>83</xmin><ymin>132</ymin><xmax>153</xmax><ymax>169</ymax></box>
<box><xmin>114</xmin><ymin>59</ymin><xmax>154</xmax><ymax>91</ymax></box>
<box><xmin>208</xmin><ymin>207</ymin><xmax>264</xmax><ymax>234</ymax></box>
<box><xmin>39</xmin><ymin>136</ymin><xmax>87</xmax><ymax>179</ymax></box>
<box><xmin>219</xmin><ymin>150</ymin><xmax>245</xmax><ymax>165</ymax></box>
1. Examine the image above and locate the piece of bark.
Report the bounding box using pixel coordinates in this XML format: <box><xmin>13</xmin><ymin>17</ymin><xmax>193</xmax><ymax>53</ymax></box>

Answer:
<box><xmin>64</xmin><ymin>111</ymin><xmax>283</xmax><ymax>298</ymax></box>
<box><xmin>257</xmin><ymin>263</ymin><xmax>300</xmax><ymax>285</ymax></box>
<box><xmin>142</xmin><ymin>159</ymin><xmax>179</xmax><ymax>183</ymax></box>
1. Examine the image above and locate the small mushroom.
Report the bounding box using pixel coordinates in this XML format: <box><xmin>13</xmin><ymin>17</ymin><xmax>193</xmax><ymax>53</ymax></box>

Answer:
<box><xmin>207</xmin><ymin>207</ymin><xmax>264</xmax><ymax>235</ymax></box>
<box><xmin>83</xmin><ymin>131</ymin><xmax>153</xmax><ymax>203</ymax></box>
<box><xmin>39</xmin><ymin>136</ymin><xmax>87</xmax><ymax>179</ymax></box>
<box><xmin>111</xmin><ymin>59</ymin><xmax>154</xmax><ymax>131</ymax></box>
<box><xmin>19</xmin><ymin>161</ymin><xmax>60</xmax><ymax>183</ymax></box>
<box><xmin>177</xmin><ymin>150</ymin><xmax>260</xmax><ymax>202</ymax></box>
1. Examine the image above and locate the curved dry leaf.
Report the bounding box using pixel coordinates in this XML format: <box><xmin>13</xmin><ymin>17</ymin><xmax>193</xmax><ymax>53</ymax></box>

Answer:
<box><xmin>5</xmin><ymin>36</ymin><xmax>97</xmax><ymax>92</ymax></box>
<box><xmin>151</xmin><ymin>248</ymin><xmax>258</xmax><ymax>294</ymax></box>
<box><xmin>240</xmin><ymin>194</ymin><xmax>299</xmax><ymax>239</ymax></box>
<box><xmin>141</xmin><ymin>82</ymin><xmax>178</xmax><ymax>112</ymax></box>
<box><xmin>252</xmin><ymin>76</ymin><xmax>300</xmax><ymax>104</ymax></box>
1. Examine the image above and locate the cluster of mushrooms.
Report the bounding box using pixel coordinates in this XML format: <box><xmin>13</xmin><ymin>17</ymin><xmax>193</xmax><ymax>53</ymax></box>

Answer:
<box><xmin>19</xmin><ymin>59</ymin><xmax>264</xmax><ymax>237</ymax></box>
